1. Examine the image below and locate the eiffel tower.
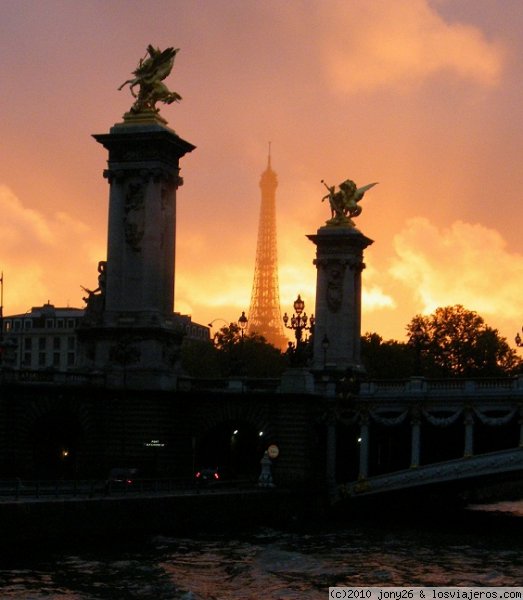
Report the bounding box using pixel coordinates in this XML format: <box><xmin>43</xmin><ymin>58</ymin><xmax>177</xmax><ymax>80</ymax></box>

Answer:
<box><xmin>247</xmin><ymin>147</ymin><xmax>288</xmax><ymax>350</ymax></box>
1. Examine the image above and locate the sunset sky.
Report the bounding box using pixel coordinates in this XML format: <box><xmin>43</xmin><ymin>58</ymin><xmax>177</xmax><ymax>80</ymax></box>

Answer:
<box><xmin>2</xmin><ymin>0</ymin><xmax>523</xmax><ymax>346</ymax></box>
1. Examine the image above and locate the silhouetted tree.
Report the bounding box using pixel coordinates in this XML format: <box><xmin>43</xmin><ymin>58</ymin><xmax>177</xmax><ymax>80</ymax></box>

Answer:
<box><xmin>406</xmin><ymin>305</ymin><xmax>521</xmax><ymax>377</ymax></box>
<box><xmin>361</xmin><ymin>332</ymin><xmax>414</xmax><ymax>378</ymax></box>
<box><xmin>184</xmin><ymin>323</ymin><xmax>286</xmax><ymax>378</ymax></box>
<box><xmin>180</xmin><ymin>339</ymin><xmax>221</xmax><ymax>378</ymax></box>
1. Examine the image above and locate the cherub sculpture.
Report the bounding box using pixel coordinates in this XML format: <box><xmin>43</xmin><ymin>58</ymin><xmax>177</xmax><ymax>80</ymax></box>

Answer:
<box><xmin>321</xmin><ymin>178</ymin><xmax>378</xmax><ymax>226</ymax></box>
<box><xmin>119</xmin><ymin>45</ymin><xmax>182</xmax><ymax>115</ymax></box>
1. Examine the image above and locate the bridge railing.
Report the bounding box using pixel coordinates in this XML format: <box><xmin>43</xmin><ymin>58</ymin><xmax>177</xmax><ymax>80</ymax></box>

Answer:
<box><xmin>0</xmin><ymin>477</ymin><xmax>257</xmax><ymax>502</ymax></box>
<box><xmin>359</xmin><ymin>375</ymin><xmax>523</xmax><ymax>397</ymax></box>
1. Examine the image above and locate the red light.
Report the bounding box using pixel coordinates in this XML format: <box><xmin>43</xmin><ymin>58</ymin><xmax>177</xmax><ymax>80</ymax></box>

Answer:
<box><xmin>196</xmin><ymin>472</ymin><xmax>201</xmax><ymax>478</ymax></box>
<box><xmin>214</xmin><ymin>472</ymin><xmax>220</xmax><ymax>480</ymax></box>
<box><xmin>126</xmin><ymin>479</ymin><xmax>133</xmax><ymax>484</ymax></box>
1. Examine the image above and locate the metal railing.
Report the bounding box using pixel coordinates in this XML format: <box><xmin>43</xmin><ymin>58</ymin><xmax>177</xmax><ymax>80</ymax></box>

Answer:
<box><xmin>0</xmin><ymin>477</ymin><xmax>257</xmax><ymax>502</ymax></box>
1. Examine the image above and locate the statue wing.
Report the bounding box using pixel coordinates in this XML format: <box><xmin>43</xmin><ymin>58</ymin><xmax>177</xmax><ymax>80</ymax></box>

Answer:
<box><xmin>355</xmin><ymin>182</ymin><xmax>378</xmax><ymax>201</ymax></box>
<box><xmin>147</xmin><ymin>47</ymin><xmax>178</xmax><ymax>82</ymax></box>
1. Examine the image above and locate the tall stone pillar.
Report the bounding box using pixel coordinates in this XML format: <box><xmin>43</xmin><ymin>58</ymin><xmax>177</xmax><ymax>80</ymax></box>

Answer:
<box><xmin>83</xmin><ymin>117</ymin><xmax>194</xmax><ymax>389</ymax></box>
<box><xmin>94</xmin><ymin>122</ymin><xmax>194</xmax><ymax>321</ymax></box>
<box><xmin>307</xmin><ymin>226</ymin><xmax>373</xmax><ymax>374</ymax></box>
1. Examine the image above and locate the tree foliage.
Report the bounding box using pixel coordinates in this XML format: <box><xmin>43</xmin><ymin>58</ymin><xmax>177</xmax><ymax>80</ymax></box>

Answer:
<box><xmin>181</xmin><ymin>323</ymin><xmax>286</xmax><ymax>379</ymax></box>
<box><xmin>406</xmin><ymin>305</ymin><xmax>521</xmax><ymax>377</ymax></box>
<box><xmin>361</xmin><ymin>332</ymin><xmax>414</xmax><ymax>379</ymax></box>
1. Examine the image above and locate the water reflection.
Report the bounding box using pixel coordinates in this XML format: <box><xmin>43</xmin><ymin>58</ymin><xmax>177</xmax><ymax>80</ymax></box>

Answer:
<box><xmin>0</xmin><ymin>504</ymin><xmax>522</xmax><ymax>599</ymax></box>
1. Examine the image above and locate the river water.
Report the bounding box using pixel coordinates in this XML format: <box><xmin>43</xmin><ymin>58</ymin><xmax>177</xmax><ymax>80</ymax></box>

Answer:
<box><xmin>1</xmin><ymin>502</ymin><xmax>522</xmax><ymax>599</ymax></box>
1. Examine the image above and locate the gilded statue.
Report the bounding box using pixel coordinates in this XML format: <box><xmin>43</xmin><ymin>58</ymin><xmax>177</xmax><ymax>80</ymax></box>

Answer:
<box><xmin>321</xmin><ymin>178</ymin><xmax>378</xmax><ymax>227</ymax></box>
<box><xmin>119</xmin><ymin>45</ymin><xmax>182</xmax><ymax>115</ymax></box>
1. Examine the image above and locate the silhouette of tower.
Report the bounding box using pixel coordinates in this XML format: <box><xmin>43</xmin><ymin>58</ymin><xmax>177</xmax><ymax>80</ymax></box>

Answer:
<box><xmin>247</xmin><ymin>147</ymin><xmax>288</xmax><ymax>350</ymax></box>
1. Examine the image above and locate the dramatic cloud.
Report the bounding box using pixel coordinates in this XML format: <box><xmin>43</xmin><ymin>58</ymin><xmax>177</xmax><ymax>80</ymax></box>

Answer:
<box><xmin>321</xmin><ymin>0</ymin><xmax>505</xmax><ymax>93</ymax></box>
<box><xmin>0</xmin><ymin>186</ymin><xmax>104</xmax><ymax>313</ymax></box>
<box><xmin>389</xmin><ymin>218</ymin><xmax>523</xmax><ymax>336</ymax></box>
<box><xmin>2</xmin><ymin>1</ymin><xmax>522</xmax><ymax>346</ymax></box>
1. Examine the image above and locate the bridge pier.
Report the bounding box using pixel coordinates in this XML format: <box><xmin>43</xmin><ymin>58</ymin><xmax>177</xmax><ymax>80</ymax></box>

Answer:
<box><xmin>410</xmin><ymin>413</ymin><xmax>421</xmax><ymax>468</ymax></box>
<box><xmin>464</xmin><ymin>410</ymin><xmax>474</xmax><ymax>458</ymax></box>
<box><xmin>358</xmin><ymin>415</ymin><xmax>370</xmax><ymax>480</ymax></box>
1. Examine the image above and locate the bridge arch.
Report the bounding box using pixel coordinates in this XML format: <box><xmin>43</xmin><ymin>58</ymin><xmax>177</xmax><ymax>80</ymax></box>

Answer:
<box><xmin>193</xmin><ymin>398</ymin><xmax>274</xmax><ymax>479</ymax></box>
<box><xmin>21</xmin><ymin>395</ymin><xmax>95</xmax><ymax>478</ymax></box>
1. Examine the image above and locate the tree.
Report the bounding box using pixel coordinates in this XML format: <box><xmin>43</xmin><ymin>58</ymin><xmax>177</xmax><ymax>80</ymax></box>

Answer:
<box><xmin>406</xmin><ymin>305</ymin><xmax>521</xmax><ymax>377</ymax></box>
<box><xmin>361</xmin><ymin>332</ymin><xmax>414</xmax><ymax>379</ymax></box>
<box><xmin>190</xmin><ymin>323</ymin><xmax>286</xmax><ymax>379</ymax></box>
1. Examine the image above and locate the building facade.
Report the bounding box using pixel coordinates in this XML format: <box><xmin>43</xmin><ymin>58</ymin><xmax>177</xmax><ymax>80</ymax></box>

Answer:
<box><xmin>1</xmin><ymin>303</ymin><xmax>209</xmax><ymax>373</ymax></box>
<box><xmin>1</xmin><ymin>303</ymin><xmax>83</xmax><ymax>371</ymax></box>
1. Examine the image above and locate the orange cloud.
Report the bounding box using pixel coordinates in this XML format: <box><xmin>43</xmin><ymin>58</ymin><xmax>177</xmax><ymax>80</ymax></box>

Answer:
<box><xmin>321</xmin><ymin>0</ymin><xmax>505</xmax><ymax>93</ymax></box>
<box><xmin>0</xmin><ymin>186</ymin><xmax>104</xmax><ymax>314</ymax></box>
<box><xmin>389</xmin><ymin>218</ymin><xmax>523</xmax><ymax>338</ymax></box>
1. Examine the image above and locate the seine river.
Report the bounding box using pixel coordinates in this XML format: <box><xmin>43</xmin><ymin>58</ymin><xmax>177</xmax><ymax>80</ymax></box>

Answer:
<box><xmin>0</xmin><ymin>502</ymin><xmax>522</xmax><ymax>599</ymax></box>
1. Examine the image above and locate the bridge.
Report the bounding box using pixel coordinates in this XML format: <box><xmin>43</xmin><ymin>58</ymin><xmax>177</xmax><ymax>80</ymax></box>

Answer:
<box><xmin>1</xmin><ymin>370</ymin><xmax>523</xmax><ymax>506</ymax></box>
<box><xmin>326</xmin><ymin>375</ymin><xmax>523</xmax><ymax>504</ymax></box>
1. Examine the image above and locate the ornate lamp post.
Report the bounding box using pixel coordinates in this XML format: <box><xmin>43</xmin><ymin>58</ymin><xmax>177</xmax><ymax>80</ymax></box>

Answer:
<box><xmin>515</xmin><ymin>329</ymin><xmax>523</xmax><ymax>348</ymax></box>
<box><xmin>283</xmin><ymin>295</ymin><xmax>314</xmax><ymax>344</ymax></box>
<box><xmin>283</xmin><ymin>295</ymin><xmax>315</xmax><ymax>366</ymax></box>
<box><xmin>238</xmin><ymin>311</ymin><xmax>248</xmax><ymax>338</ymax></box>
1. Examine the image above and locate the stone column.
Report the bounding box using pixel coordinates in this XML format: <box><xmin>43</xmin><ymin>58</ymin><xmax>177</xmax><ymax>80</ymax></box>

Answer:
<box><xmin>464</xmin><ymin>409</ymin><xmax>474</xmax><ymax>458</ymax></box>
<box><xmin>307</xmin><ymin>227</ymin><xmax>373</xmax><ymax>374</ymax></box>
<box><xmin>358</xmin><ymin>413</ymin><xmax>370</xmax><ymax>480</ymax></box>
<box><xmin>94</xmin><ymin>122</ymin><xmax>194</xmax><ymax>323</ymax></box>
<box><xmin>325</xmin><ymin>398</ymin><xmax>337</xmax><ymax>493</ymax></box>
<box><xmin>85</xmin><ymin>118</ymin><xmax>195</xmax><ymax>389</ymax></box>
<box><xmin>410</xmin><ymin>409</ymin><xmax>421</xmax><ymax>468</ymax></box>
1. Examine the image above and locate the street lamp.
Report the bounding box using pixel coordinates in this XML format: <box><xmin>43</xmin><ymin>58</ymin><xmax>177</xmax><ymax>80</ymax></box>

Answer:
<box><xmin>283</xmin><ymin>294</ymin><xmax>314</xmax><ymax>345</ymax></box>
<box><xmin>208</xmin><ymin>318</ymin><xmax>228</xmax><ymax>328</ymax></box>
<box><xmin>515</xmin><ymin>328</ymin><xmax>523</xmax><ymax>347</ymax></box>
<box><xmin>238</xmin><ymin>311</ymin><xmax>248</xmax><ymax>338</ymax></box>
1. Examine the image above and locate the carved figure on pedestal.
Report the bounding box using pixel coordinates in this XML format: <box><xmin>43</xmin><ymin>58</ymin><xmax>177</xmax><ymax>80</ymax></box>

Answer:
<box><xmin>321</xmin><ymin>178</ymin><xmax>378</xmax><ymax>227</ymax></box>
<box><xmin>124</xmin><ymin>181</ymin><xmax>145</xmax><ymax>252</ymax></box>
<box><xmin>81</xmin><ymin>261</ymin><xmax>107</xmax><ymax>325</ymax></box>
<box><xmin>326</xmin><ymin>264</ymin><xmax>344</xmax><ymax>312</ymax></box>
<box><xmin>119</xmin><ymin>45</ymin><xmax>182</xmax><ymax>115</ymax></box>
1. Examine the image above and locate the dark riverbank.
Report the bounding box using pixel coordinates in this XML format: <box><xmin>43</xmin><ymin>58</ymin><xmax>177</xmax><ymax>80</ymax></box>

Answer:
<box><xmin>0</xmin><ymin>487</ymin><xmax>329</xmax><ymax>548</ymax></box>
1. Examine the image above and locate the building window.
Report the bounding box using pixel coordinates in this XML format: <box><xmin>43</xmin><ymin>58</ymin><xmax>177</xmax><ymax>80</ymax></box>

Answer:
<box><xmin>67</xmin><ymin>336</ymin><xmax>75</xmax><ymax>351</ymax></box>
<box><xmin>53</xmin><ymin>337</ymin><xmax>61</xmax><ymax>351</ymax></box>
<box><xmin>24</xmin><ymin>338</ymin><xmax>32</xmax><ymax>351</ymax></box>
<box><xmin>13</xmin><ymin>320</ymin><xmax>21</xmax><ymax>331</ymax></box>
<box><xmin>38</xmin><ymin>352</ymin><xmax>46</xmax><ymax>367</ymax></box>
<box><xmin>53</xmin><ymin>352</ymin><xmax>60</xmax><ymax>367</ymax></box>
<box><xmin>67</xmin><ymin>319</ymin><xmax>75</xmax><ymax>329</ymax></box>
<box><xmin>56</xmin><ymin>319</ymin><xmax>64</xmax><ymax>328</ymax></box>
<box><xmin>67</xmin><ymin>352</ymin><xmax>75</xmax><ymax>367</ymax></box>
<box><xmin>23</xmin><ymin>353</ymin><xmax>31</xmax><ymax>367</ymax></box>
<box><xmin>46</xmin><ymin>319</ymin><xmax>54</xmax><ymax>329</ymax></box>
<box><xmin>38</xmin><ymin>337</ymin><xmax>46</xmax><ymax>351</ymax></box>
<box><xmin>4</xmin><ymin>321</ymin><xmax>11</xmax><ymax>332</ymax></box>
<box><xmin>24</xmin><ymin>320</ymin><xmax>32</xmax><ymax>330</ymax></box>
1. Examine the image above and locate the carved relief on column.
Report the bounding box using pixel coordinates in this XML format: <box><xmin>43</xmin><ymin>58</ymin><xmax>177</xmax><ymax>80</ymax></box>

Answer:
<box><xmin>124</xmin><ymin>180</ymin><xmax>145</xmax><ymax>252</ymax></box>
<box><xmin>314</xmin><ymin>257</ymin><xmax>365</xmax><ymax>313</ymax></box>
<box><xmin>326</xmin><ymin>263</ymin><xmax>345</xmax><ymax>312</ymax></box>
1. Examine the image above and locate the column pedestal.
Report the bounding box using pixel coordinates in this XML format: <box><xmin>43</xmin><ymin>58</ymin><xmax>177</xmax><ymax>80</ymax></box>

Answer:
<box><xmin>307</xmin><ymin>226</ymin><xmax>373</xmax><ymax>374</ymax></box>
<box><xmin>79</xmin><ymin>117</ymin><xmax>195</xmax><ymax>390</ymax></box>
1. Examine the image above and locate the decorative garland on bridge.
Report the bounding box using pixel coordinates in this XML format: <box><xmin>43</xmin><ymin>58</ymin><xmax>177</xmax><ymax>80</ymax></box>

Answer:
<box><xmin>422</xmin><ymin>408</ymin><xmax>463</xmax><ymax>427</ymax></box>
<box><xmin>473</xmin><ymin>407</ymin><xmax>517</xmax><ymax>426</ymax></box>
<box><xmin>370</xmin><ymin>410</ymin><xmax>409</xmax><ymax>426</ymax></box>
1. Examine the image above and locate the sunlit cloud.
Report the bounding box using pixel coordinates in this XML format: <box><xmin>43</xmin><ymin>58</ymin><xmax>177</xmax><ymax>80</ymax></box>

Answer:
<box><xmin>0</xmin><ymin>185</ymin><xmax>104</xmax><ymax>314</ymax></box>
<box><xmin>389</xmin><ymin>218</ymin><xmax>523</xmax><ymax>323</ymax></box>
<box><xmin>322</xmin><ymin>0</ymin><xmax>505</xmax><ymax>93</ymax></box>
